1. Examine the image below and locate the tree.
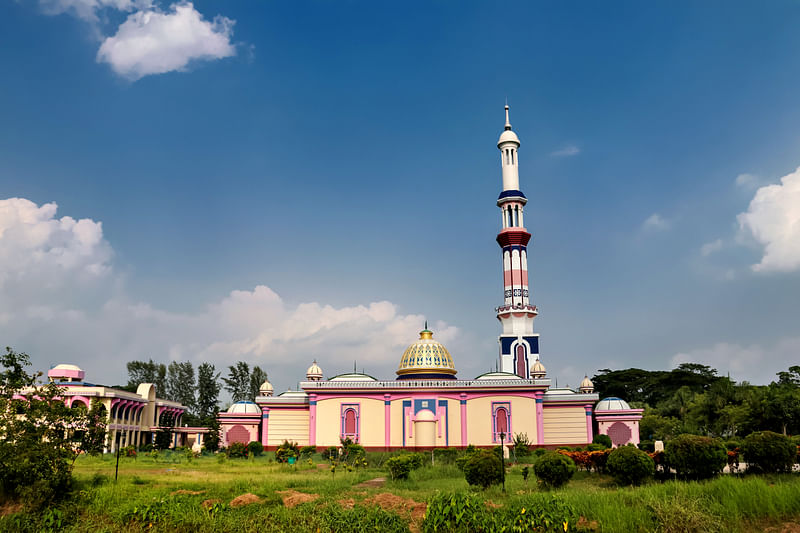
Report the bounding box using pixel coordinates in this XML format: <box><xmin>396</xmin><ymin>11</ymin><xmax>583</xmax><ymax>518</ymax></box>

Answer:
<box><xmin>0</xmin><ymin>347</ymin><xmax>94</xmax><ymax>506</ymax></box>
<box><xmin>76</xmin><ymin>398</ymin><xmax>108</xmax><ymax>458</ymax></box>
<box><xmin>204</xmin><ymin>418</ymin><xmax>221</xmax><ymax>452</ymax></box>
<box><xmin>126</xmin><ymin>359</ymin><xmax>167</xmax><ymax>397</ymax></box>
<box><xmin>222</xmin><ymin>361</ymin><xmax>251</xmax><ymax>403</ymax></box>
<box><xmin>154</xmin><ymin>412</ymin><xmax>174</xmax><ymax>450</ymax></box>
<box><xmin>166</xmin><ymin>361</ymin><xmax>196</xmax><ymax>411</ymax></box>
<box><xmin>249</xmin><ymin>365</ymin><xmax>268</xmax><ymax>401</ymax></box>
<box><xmin>196</xmin><ymin>362</ymin><xmax>221</xmax><ymax>423</ymax></box>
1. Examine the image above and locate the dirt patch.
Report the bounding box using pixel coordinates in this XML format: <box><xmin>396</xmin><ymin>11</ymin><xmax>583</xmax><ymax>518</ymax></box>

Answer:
<box><xmin>485</xmin><ymin>501</ymin><xmax>503</xmax><ymax>509</ymax></box>
<box><xmin>0</xmin><ymin>501</ymin><xmax>24</xmax><ymax>517</ymax></box>
<box><xmin>356</xmin><ymin>477</ymin><xmax>386</xmax><ymax>488</ymax></box>
<box><xmin>229</xmin><ymin>493</ymin><xmax>263</xmax><ymax>508</ymax></box>
<box><xmin>337</xmin><ymin>498</ymin><xmax>355</xmax><ymax>509</ymax></box>
<box><xmin>278</xmin><ymin>489</ymin><xmax>320</xmax><ymax>508</ymax></box>
<box><xmin>577</xmin><ymin>516</ymin><xmax>599</xmax><ymax>531</ymax></box>
<box><xmin>364</xmin><ymin>492</ymin><xmax>427</xmax><ymax>523</ymax></box>
<box><xmin>763</xmin><ymin>523</ymin><xmax>800</xmax><ymax>533</ymax></box>
<box><xmin>201</xmin><ymin>499</ymin><xmax>221</xmax><ymax>509</ymax></box>
<box><xmin>172</xmin><ymin>489</ymin><xmax>205</xmax><ymax>496</ymax></box>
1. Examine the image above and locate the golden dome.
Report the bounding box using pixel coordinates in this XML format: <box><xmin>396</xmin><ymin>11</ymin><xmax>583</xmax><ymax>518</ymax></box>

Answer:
<box><xmin>396</xmin><ymin>326</ymin><xmax>457</xmax><ymax>379</ymax></box>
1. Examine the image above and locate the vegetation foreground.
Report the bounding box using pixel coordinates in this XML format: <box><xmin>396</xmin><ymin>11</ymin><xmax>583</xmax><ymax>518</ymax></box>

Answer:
<box><xmin>1</xmin><ymin>452</ymin><xmax>799</xmax><ymax>533</ymax></box>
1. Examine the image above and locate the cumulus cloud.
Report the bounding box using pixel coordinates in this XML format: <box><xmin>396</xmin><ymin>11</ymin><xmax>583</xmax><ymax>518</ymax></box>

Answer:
<box><xmin>671</xmin><ymin>337</ymin><xmax>800</xmax><ymax>385</ymax></box>
<box><xmin>700</xmin><ymin>239</ymin><xmax>723</xmax><ymax>257</ymax></box>
<box><xmin>642</xmin><ymin>213</ymin><xmax>669</xmax><ymax>231</ymax></box>
<box><xmin>551</xmin><ymin>144</ymin><xmax>580</xmax><ymax>157</ymax></box>
<box><xmin>0</xmin><ymin>196</ymin><xmax>459</xmax><ymax>394</ymax></box>
<box><xmin>96</xmin><ymin>3</ymin><xmax>236</xmax><ymax>80</ymax></box>
<box><xmin>737</xmin><ymin>166</ymin><xmax>800</xmax><ymax>272</ymax></box>
<box><xmin>38</xmin><ymin>0</ymin><xmax>151</xmax><ymax>21</ymax></box>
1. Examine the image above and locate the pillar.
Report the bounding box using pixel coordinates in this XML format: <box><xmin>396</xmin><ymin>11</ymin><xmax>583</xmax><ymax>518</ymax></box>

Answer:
<box><xmin>535</xmin><ymin>392</ymin><xmax>544</xmax><ymax>444</ymax></box>
<box><xmin>384</xmin><ymin>394</ymin><xmax>391</xmax><ymax>450</ymax></box>
<box><xmin>584</xmin><ymin>404</ymin><xmax>593</xmax><ymax>443</ymax></box>
<box><xmin>309</xmin><ymin>394</ymin><xmax>317</xmax><ymax>447</ymax></box>
<box><xmin>459</xmin><ymin>393</ymin><xmax>468</xmax><ymax>446</ymax></box>
<box><xmin>260</xmin><ymin>407</ymin><xmax>269</xmax><ymax>446</ymax></box>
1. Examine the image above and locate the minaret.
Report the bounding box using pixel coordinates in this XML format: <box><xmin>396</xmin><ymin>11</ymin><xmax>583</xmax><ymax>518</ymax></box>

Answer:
<box><xmin>495</xmin><ymin>105</ymin><xmax>540</xmax><ymax>378</ymax></box>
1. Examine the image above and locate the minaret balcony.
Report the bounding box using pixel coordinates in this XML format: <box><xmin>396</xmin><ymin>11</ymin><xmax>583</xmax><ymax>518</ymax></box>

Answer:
<box><xmin>496</xmin><ymin>229</ymin><xmax>531</xmax><ymax>247</ymax></box>
<box><xmin>495</xmin><ymin>304</ymin><xmax>538</xmax><ymax>317</ymax></box>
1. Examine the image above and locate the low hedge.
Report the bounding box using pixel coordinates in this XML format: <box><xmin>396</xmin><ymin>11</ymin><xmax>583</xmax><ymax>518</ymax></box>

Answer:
<box><xmin>665</xmin><ymin>434</ymin><xmax>726</xmax><ymax>479</ymax></box>
<box><xmin>741</xmin><ymin>431</ymin><xmax>796</xmax><ymax>473</ymax></box>
<box><xmin>463</xmin><ymin>450</ymin><xmax>503</xmax><ymax>489</ymax></box>
<box><xmin>533</xmin><ymin>451</ymin><xmax>576</xmax><ymax>488</ymax></box>
<box><xmin>607</xmin><ymin>445</ymin><xmax>654</xmax><ymax>486</ymax></box>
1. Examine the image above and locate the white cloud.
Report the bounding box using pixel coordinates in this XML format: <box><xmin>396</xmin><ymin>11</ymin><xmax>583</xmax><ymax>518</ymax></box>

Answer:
<box><xmin>642</xmin><ymin>213</ymin><xmax>669</xmax><ymax>231</ymax></box>
<box><xmin>737</xmin><ymin>166</ymin><xmax>800</xmax><ymax>272</ymax></box>
<box><xmin>38</xmin><ymin>0</ymin><xmax>151</xmax><ymax>21</ymax></box>
<box><xmin>735</xmin><ymin>173</ymin><xmax>760</xmax><ymax>190</ymax></box>
<box><xmin>700</xmin><ymin>239</ymin><xmax>723</xmax><ymax>256</ymax></box>
<box><xmin>551</xmin><ymin>144</ymin><xmax>580</xmax><ymax>157</ymax></box>
<box><xmin>96</xmin><ymin>3</ymin><xmax>236</xmax><ymax>80</ymax></box>
<box><xmin>0</xmin><ymin>196</ymin><xmax>459</xmax><ymax>394</ymax></box>
<box><xmin>671</xmin><ymin>337</ymin><xmax>800</xmax><ymax>385</ymax></box>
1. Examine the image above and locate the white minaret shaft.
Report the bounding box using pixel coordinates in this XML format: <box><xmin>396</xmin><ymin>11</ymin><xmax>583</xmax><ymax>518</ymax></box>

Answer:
<box><xmin>494</xmin><ymin>105</ymin><xmax>540</xmax><ymax>378</ymax></box>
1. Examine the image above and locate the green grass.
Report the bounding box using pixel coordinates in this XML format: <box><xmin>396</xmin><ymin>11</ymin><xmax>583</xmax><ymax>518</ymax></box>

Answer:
<box><xmin>1</xmin><ymin>453</ymin><xmax>799</xmax><ymax>532</ymax></box>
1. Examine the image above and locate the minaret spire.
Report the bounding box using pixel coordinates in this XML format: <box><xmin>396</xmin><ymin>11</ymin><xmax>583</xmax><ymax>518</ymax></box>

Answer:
<box><xmin>494</xmin><ymin>104</ymin><xmax>540</xmax><ymax>378</ymax></box>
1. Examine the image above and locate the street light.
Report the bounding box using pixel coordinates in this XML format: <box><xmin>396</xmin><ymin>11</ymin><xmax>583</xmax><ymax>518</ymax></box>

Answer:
<box><xmin>499</xmin><ymin>431</ymin><xmax>506</xmax><ymax>492</ymax></box>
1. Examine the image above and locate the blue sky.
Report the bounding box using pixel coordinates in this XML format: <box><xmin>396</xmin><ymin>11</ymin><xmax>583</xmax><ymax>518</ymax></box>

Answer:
<box><xmin>2</xmin><ymin>1</ymin><xmax>799</xmax><ymax>395</ymax></box>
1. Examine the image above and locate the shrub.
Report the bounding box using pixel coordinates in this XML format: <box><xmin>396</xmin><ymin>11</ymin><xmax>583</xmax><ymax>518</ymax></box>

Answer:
<box><xmin>532</xmin><ymin>447</ymin><xmax>547</xmax><ymax>458</ymax></box>
<box><xmin>586</xmin><ymin>443</ymin><xmax>606</xmax><ymax>452</ymax></box>
<box><xmin>607</xmin><ymin>445</ymin><xmax>654</xmax><ymax>485</ymax></box>
<box><xmin>665</xmin><ymin>434</ymin><xmax>726</xmax><ymax>479</ymax></box>
<box><xmin>226</xmin><ymin>442</ymin><xmax>248</xmax><ymax>458</ymax></box>
<box><xmin>637</xmin><ymin>440</ymin><xmax>655</xmax><ymax>452</ymax></box>
<box><xmin>246</xmin><ymin>441</ymin><xmax>263</xmax><ymax>457</ymax></box>
<box><xmin>433</xmin><ymin>447</ymin><xmax>460</xmax><ymax>465</ymax></box>
<box><xmin>299</xmin><ymin>445</ymin><xmax>317</xmax><ymax>458</ymax></box>
<box><xmin>275</xmin><ymin>440</ymin><xmax>299</xmax><ymax>463</ymax></box>
<box><xmin>321</xmin><ymin>445</ymin><xmax>339</xmax><ymax>461</ymax></box>
<box><xmin>513</xmin><ymin>432</ymin><xmax>532</xmax><ymax>458</ymax></box>
<box><xmin>741</xmin><ymin>431</ymin><xmax>796</xmax><ymax>473</ymax></box>
<box><xmin>423</xmin><ymin>492</ymin><xmax>489</xmax><ymax>533</ymax></box>
<box><xmin>463</xmin><ymin>450</ymin><xmax>503</xmax><ymax>489</ymax></box>
<box><xmin>533</xmin><ymin>451</ymin><xmax>576</xmax><ymax>488</ymax></box>
<box><xmin>385</xmin><ymin>453</ymin><xmax>424</xmax><ymax>480</ymax></box>
<box><xmin>592</xmin><ymin>434</ymin><xmax>612</xmax><ymax>449</ymax></box>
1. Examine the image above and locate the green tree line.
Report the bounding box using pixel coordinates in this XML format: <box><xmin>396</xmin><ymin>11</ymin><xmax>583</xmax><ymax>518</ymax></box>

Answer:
<box><xmin>592</xmin><ymin>363</ymin><xmax>800</xmax><ymax>440</ymax></box>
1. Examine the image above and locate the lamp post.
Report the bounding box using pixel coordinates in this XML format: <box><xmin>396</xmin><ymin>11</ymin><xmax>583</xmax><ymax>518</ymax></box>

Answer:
<box><xmin>499</xmin><ymin>431</ymin><xmax>506</xmax><ymax>492</ymax></box>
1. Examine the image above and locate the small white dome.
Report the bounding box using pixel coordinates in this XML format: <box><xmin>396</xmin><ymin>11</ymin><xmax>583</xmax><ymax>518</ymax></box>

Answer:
<box><xmin>416</xmin><ymin>409</ymin><xmax>436</xmax><ymax>421</ymax></box>
<box><xmin>475</xmin><ymin>371</ymin><xmax>522</xmax><ymax>380</ymax></box>
<box><xmin>306</xmin><ymin>360</ymin><xmax>323</xmax><ymax>380</ymax></box>
<box><xmin>498</xmin><ymin>129</ymin><xmax>520</xmax><ymax>146</ymax></box>
<box><xmin>52</xmin><ymin>364</ymin><xmax>83</xmax><ymax>371</ymax></box>
<box><xmin>545</xmin><ymin>387</ymin><xmax>576</xmax><ymax>395</ymax></box>
<box><xmin>530</xmin><ymin>359</ymin><xmax>546</xmax><ymax>377</ymax></box>
<box><xmin>579</xmin><ymin>376</ymin><xmax>594</xmax><ymax>390</ymax></box>
<box><xmin>595</xmin><ymin>397</ymin><xmax>631</xmax><ymax>411</ymax></box>
<box><xmin>329</xmin><ymin>373</ymin><xmax>378</xmax><ymax>382</ymax></box>
<box><xmin>259</xmin><ymin>379</ymin><xmax>274</xmax><ymax>396</ymax></box>
<box><xmin>226</xmin><ymin>401</ymin><xmax>261</xmax><ymax>415</ymax></box>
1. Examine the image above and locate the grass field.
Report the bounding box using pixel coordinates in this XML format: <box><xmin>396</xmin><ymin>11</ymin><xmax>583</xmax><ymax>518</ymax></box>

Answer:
<box><xmin>2</xmin><ymin>451</ymin><xmax>800</xmax><ymax>532</ymax></box>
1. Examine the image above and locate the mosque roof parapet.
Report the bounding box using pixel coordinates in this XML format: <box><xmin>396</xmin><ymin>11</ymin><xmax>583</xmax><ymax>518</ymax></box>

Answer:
<box><xmin>301</xmin><ymin>378</ymin><xmax>551</xmax><ymax>390</ymax></box>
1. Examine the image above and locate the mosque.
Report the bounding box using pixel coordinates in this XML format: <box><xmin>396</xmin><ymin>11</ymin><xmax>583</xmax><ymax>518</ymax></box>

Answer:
<box><xmin>218</xmin><ymin>107</ymin><xmax>643</xmax><ymax>451</ymax></box>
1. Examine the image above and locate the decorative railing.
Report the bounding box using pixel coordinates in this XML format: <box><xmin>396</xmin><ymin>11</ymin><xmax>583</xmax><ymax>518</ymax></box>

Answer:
<box><xmin>301</xmin><ymin>378</ymin><xmax>551</xmax><ymax>389</ymax></box>
<box><xmin>495</xmin><ymin>304</ymin><xmax>538</xmax><ymax>313</ymax></box>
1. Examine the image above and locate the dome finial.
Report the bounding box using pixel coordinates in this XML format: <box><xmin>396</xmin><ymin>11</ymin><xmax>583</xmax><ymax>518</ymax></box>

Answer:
<box><xmin>424</xmin><ymin>320</ymin><xmax>428</xmax><ymax>330</ymax></box>
<box><xmin>504</xmin><ymin>104</ymin><xmax>512</xmax><ymax>131</ymax></box>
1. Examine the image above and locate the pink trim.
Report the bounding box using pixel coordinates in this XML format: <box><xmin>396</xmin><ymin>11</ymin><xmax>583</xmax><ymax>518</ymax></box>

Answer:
<box><xmin>405</xmin><ymin>406</ymin><xmax>412</xmax><ymax>439</ymax></box>
<box><xmin>311</xmin><ymin>390</ymin><xmax>544</xmax><ymax>402</ymax></box>
<box><xmin>261</xmin><ymin>407</ymin><xmax>269</xmax><ymax>445</ymax></box>
<box><xmin>460</xmin><ymin>393</ymin><xmax>468</xmax><ymax>446</ymax></box>
<box><xmin>384</xmin><ymin>394</ymin><xmax>391</xmax><ymax>449</ymax></box>
<box><xmin>542</xmin><ymin>404</ymin><xmax>593</xmax><ymax>409</ymax></box>
<box><xmin>308</xmin><ymin>394</ymin><xmax>317</xmax><ymax>446</ymax></box>
<box><xmin>69</xmin><ymin>395</ymin><xmax>90</xmax><ymax>408</ymax></box>
<box><xmin>47</xmin><ymin>368</ymin><xmax>85</xmax><ymax>380</ymax></box>
<box><xmin>340</xmin><ymin>403</ymin><xmax>360</xmax><ymax>440</ymax></box>
<box><xmin>585</xmin><ymin>404</ymin><xmax>593</xmax><ymax>442</ymax></box>
<box><xmin>535</xmin><ymin>392</ymin><xmax>544</xmax><ymax>444</ymax></box>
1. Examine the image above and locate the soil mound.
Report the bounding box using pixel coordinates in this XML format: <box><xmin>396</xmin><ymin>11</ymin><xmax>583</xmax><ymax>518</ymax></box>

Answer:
<box><xmin>356</xmin><ymin>477</ymin><xmax>386</xmax><ymax>488</ymax></box>
<box><xmin>364</xmin><ymin>492</ymin><xmax>427</xmax><ymax>522</ymax></box>
<box><xmin>201</xmin><ymin>499</ymin><xmax>221</xmax><ymax>509</ymax></box>
<box><xmin>229</xmin><ymin>493</ymin><xmax>263</xmax><ymax>508</ymax></box>
<box><xmin>172</xmin><ymin>489</ymin><xmax>205</xmax><ymax>495</ymax></box>
<box><xmin>278</xmin><ymin>489</ymin><xmax>320</xmax><ymax>508</ymax></box>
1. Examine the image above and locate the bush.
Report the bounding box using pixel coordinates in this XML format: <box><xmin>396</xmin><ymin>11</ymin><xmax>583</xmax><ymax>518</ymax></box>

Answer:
<box><xmin>385</xmin><ymin>453</ymin><xmax>424</xmax><ymax>480</ymax></box>
<box><xmin>586</xmin><ymin>443</ymin><xmax>606</xmax><ymax>452</ymax></box>
<box><xmin>665</xmin><ymin>434</ymin><xmax>726</xmax><ymax>479</ymax></box>
<box><xmin>321</xmin><ymin>445</ymin><xmax>339</xmax><ymax>461</ymax></box>
<box><xmin>463</xmin><ymin>450</ymin><xmax>503</xmax><ymax>489</ymax></box>
<box><xmin>247</xmin><ymin>441</ymin><xmax>263</xmax><ymax>457</ymax></box>
<box><xmin>592</xmin><ymin>434</ymin><xmax>612</xmax><ymax>449</ymax></box>
<box><xmin>275</xmin><ymin>440</ymin><xmax>299</xmax><ymax>463</ymax></box>
<box><xmin>512</xmin><ymin>432</ymin><xmax>532</xmax><ymax>458</ymax></box>
<box><xmin>433</xmin><ymin>447</ymin><xmax>460</xmax><ymax>465</ymax></box>
<box><xmin>299</xmin><ymin>445</ymin><xmax>317</xmax><ymax>458</ymax></box>
<box><xmin>226</xmin><ymin>442</ymin><xmax>248</xmax><ymax>458</ymax></box>
<box><xmin>741</xmin><ymin>431</ymin><xmax>796</xmax><ymax>473</ymax></box>
<box><xmin>423</xmin><ymin>492</ymin><xmax>490</xmax><ymax>533</ymax></box>
<box><xmin>533</xmin><ymin>451</ymin><xmax>576</xmax><ymax>488</ymax></box>
<box><xmin>637</xmin><ymin>440</ymin><xmax>655</xmax><ymax>452</ymax></box>
<box><xmin>607</xmin><ymin>445</ymin><xmax>654</xmax><ymax>485</ymax></box>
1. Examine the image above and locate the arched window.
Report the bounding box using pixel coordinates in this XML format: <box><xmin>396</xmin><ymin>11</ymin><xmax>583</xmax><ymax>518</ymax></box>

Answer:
<box><xmin>341</xmin><ymin>404</ymin><xmax>360</xmax><ymax>440</ymax></box>
<box><xmin>515</xmin><ymin>344</ymin><xmax>527</xmax><ymax>378</ymax></box>
<box><xmin>492</xmin><ymin>402</ymin><xmax>511</xmax><ymax>443</ymax></box>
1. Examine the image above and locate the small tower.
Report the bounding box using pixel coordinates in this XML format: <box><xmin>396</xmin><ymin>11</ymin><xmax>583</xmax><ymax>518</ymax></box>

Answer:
<box><xmin>495</xmin><ymin>105</ymin><xmax>540</xmax><ymax>378</ymax></box>
<box><xmin>306</xmin><ymin>360</ymin><xmax>323</xmax><ymax>381</ymax></box>
<box><xmin>259</xmin><ymin>375</ymin><xmax>274</xmax><ymax>397</ymax></box>
<box><xmin>579</xmin><ymin>376</ymin><xmax>594</xmax><ymax>393</ymax></box>
<box><xmin>530</xmin><ymin>359</ymin><xmax>546</xmax><ymax>379</ymax></box>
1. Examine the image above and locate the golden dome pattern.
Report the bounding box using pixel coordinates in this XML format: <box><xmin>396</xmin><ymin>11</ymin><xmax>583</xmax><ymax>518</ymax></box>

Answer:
<box><xmin>396</xmin><ymin>326</ymin><xmax>457</xmax><ymax>379</ymax></box>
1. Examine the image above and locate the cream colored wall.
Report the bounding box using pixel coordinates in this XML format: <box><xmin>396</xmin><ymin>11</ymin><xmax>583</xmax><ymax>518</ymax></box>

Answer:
<box><xmin>356</xmin><ymin>398</ymin><xmax>385</xmax><ymax>447</ymax></box>
<box><xmin>315</xmin><ymin>398</ymin><xmax>386</xmax><ymax>447</ymax></box>
<box><xmin>464</xmin><ymin>396</ymin><xmax>536</xmax><ymax>447</ymax></box>
<box><xmin>390</xmin><ymin>400</ymin><xmax>405</xmax><ymax>448</ymax></box>
<box><xmin>267</xmin><ymin>410</ymin><xmax>309</xmax><ymax>447</ymax></box>
<box><xmin>542</xmin><ymin>407</ymin><xmax>586</xmax><ymax>445</ymax></box>
<box><xmin>448</xmin><ymin>400</ymin><xmax>462</xmax><ymax>447</ymax></box>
